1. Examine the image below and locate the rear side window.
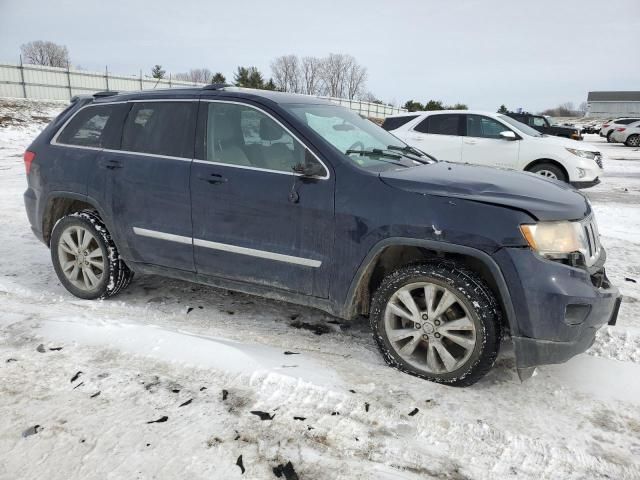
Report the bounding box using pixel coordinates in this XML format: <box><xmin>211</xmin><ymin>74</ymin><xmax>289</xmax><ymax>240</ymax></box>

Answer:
<box><xmin>56</xmin><ymin>104</ymin><xmax>127</xmax><ymax>149</ymax></box>
<box><xmin>466</xmin><ymin>115</ymin><xmax>510</xmax><ymax>139</ymax></box>
<box><xmin>618</xmin><ymin>118</ymin><xmax>640</xmax><ymax>125</ymax></box>
<box><xmin>381</xmin><ymin>115</ymin><xmax>418</xmax><ymax>131</ymax></box>
<box><xmin>122</xmin><ymin>101</ymin><xmax>197</xmax><ymax>158</ymax></box>
<box><xmin>414</xmin><ymin>114</ymin><xmax>461</xmax><ymax>135</ymax></box>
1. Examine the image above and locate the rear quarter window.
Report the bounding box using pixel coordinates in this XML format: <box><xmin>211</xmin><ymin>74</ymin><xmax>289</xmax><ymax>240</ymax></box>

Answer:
<box><xmin>381</xmin><ymin>115</ymin><xmax>418</xmax><ymax>131</ymax></box>
<box><xmin>414</xmin><ymin>114</ymin><xmax>461</xmax><ymax>135</ymax></box>
<box><xmin>56</xmin><ymin>104</ymin><xmax>127</xmax><ymax>149</ymax></box>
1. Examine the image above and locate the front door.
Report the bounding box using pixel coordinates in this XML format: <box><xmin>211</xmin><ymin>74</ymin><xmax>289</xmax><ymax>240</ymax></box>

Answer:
<box><xmin>190</xmin><ymin>100</ymin><xmax>334</xmax><ymax>297</ymax></box>
<box><xmin>461</xmin><ymin>114</ymin><xmax>520</xmax><ymax>169</ymax></box>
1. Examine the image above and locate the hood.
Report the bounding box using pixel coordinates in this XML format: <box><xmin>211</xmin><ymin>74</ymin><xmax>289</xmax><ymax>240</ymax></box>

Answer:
<box><xmin>532</xmin><ymin>134</ymin><xmax>597</xmax><ymax>151</ymax></box>
<box><xmin>379</xmin><ymin>162</ymin><xmax>591</xmax><ymax>221</ymax></box>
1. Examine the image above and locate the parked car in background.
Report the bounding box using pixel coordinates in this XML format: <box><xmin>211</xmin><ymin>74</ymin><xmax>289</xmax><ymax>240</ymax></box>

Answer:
<box><xmin>610</xmin><ymin>120</ymin><xmax>640</xmax><ymax>147</ymax></box>
<box><xmin>382</xmin><ymin>110</ymin><xmax>603</xmax><ymax>188</ymax></box>
<box><xmin>23</xmin><ymin>87</ymin><xmax>621</xmax><ymax>386</ymax></box>
<box><xmin>505</xmin><ymin>112</ymin><xmax>582</xmax><ymax>140</ymax></box>
<box><xmin>581</xmin><ymin>122</ymin><xmax>601</xmax><ymax>135</ymax></box>
<box><xmin>600</xmin><ymin>118</ymin><xmax>640</xmax><ymax>142</ymax></box>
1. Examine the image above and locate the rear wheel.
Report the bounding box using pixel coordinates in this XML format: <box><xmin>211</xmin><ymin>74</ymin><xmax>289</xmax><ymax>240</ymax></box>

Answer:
<box><xmin>51</xmin><ymin>210</ymin><xmax>133</xmax><ymax>300</ymax></box>
<box><xmin>606</xmin><ymin>131</ymin><xmax>615</xmax><ymax>143</ymax></box>
<box><xmin>370</xmin><ymin>262</ymin><xmax>502</xmax><ymax>387</ymax></box>
<box><xmin>526</xmin><ymin>162</ymin><xmax>567</xmax><ymax>182</ymax></box>
<box><xmin>626</xmin><ymin>134</ymin><xmax>640</xmax><ymax>147</ymax></box>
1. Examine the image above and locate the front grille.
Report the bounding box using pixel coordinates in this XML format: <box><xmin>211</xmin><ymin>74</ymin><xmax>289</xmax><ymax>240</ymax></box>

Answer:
<box><xmin>594</xmin><ymin>153</ymin><xmax>603</xmax><ymax>169</ymax></box>
<box><xmin>581</xmin><ymin>216</ymin><xmax>601</xmax><ymax>267</ymax></box>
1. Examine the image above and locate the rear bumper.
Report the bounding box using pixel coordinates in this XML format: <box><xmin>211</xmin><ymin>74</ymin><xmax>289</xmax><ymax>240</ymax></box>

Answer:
<box><xmin>494</xmin><ymin>248</ymin><xmax>621</xmax><ymax>369</ymax></box>
<box><xmin>24</xmin><ymin>188</ymin><xmax>45</xmax><ymax>244</ymax></box>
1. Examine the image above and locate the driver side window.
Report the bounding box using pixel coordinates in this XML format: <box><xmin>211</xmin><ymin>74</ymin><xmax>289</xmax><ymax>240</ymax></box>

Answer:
<box><xmin>204</xmin><ymin>102</ymin><xmax>318</xmax><ymax>174</ymax></box>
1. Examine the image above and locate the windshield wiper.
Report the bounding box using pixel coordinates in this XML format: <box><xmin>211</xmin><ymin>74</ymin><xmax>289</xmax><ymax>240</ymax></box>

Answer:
<box><xmin>385</xmin><ymin>145</ymin><xmax>431</xmax><ymax>164</ymax></box>
<box><xmin>345</xmin><ymin>148</ymin><xmax>409</xmax><ymax>168</ymax></box>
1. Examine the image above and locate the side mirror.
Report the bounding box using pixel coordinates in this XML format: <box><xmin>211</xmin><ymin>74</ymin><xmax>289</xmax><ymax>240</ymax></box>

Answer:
<box><xmin>500</xmin><ymin>131</ymin><xmax>517</xmax><ymax>140</ymax></box>
<box><xmin>292</xmin><ymin>150</ymin><xmax>326</xmax><ymax>178</ymax></box>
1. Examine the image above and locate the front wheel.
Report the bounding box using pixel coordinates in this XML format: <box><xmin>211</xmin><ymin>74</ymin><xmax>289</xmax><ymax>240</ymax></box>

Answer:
<box><xmin>50</xmin><ymin>210</ymin><xmax>133</xmax><ymax>300</ymax></box>
<box><xmin>526</xmin><ymin>162</ymin><xmax>567</xmax><ymax>182</ymax></box>
<box><xmin>370</xmin><ymin>262</ymin><xmax>502</xmax><ymax>387</ymax></box>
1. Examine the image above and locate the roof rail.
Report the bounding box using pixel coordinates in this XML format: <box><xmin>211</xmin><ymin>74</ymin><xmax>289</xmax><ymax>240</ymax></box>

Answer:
<box><xmin>202</xmin><ymin>83</ymin><xmax>231</xmax><ymax>91</ymax></box>
<box><xmin>93</xmin><ymin>90</ymin><xmax>120</xmax><ymax>98</ymax></box>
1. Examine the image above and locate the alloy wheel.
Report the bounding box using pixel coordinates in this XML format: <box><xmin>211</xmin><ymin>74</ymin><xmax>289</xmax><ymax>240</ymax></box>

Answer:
<box><xmin>57</xmin><ymin>226</ymin><xmax>105</xmax><ymax>291</ymax></box>
<box><xmin>383</xmin><ymin>282</ymin><xmax>477</xmax><ymax>374</ymax></box>
<box><xmin>536</xmin><ymin>169</ymin><xmax>558</xmax><ymax>179</ymax></box>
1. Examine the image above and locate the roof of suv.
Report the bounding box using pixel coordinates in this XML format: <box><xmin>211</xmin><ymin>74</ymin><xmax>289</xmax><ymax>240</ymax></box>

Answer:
<box><xmin>89</xmin><ymin>86</ymin><xmax>334</xmax><ymax>106</ymax></box>
<box><xmin>387</xmin><ymin>110</ymin><xmax>503</xmax><ymax>118</ymax></box>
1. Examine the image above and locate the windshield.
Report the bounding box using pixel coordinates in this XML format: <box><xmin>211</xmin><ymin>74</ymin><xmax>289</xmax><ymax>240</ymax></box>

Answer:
<box><xmin>545</xmin><ymin>116</ymin><xmax>557</xmax><ymax>126</ymax></box>
<box><xmin>498</xmin><ymin>114</ymin><xmax>542</xmax><ymax>137</ymax></box>
<box><xmin>284</xmin><ymin>103</ymin><xmax>425</xmax><ymax>170</ymax></box>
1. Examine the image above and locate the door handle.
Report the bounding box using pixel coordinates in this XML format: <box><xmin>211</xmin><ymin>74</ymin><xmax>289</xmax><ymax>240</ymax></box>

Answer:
<box><xmin>198</xmin><ymin>173</ymin><xmax>227</xmax><ymax>184</ymax></box>
<box><xmin>464</xmin><ymin>139</ymin><xmax>477</xmax><ymax>145</ymax></box>
<box><xmin>99</xmin><ymin>159</ymin><xmax>123</xmax><ymax>170</ymax></box>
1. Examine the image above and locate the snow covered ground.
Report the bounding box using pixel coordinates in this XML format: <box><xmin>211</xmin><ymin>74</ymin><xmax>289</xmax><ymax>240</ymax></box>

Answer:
<box><xmin>1</xmin><ymin>100</ymin><xmax>639</xmax><ymax>480</ymax></box>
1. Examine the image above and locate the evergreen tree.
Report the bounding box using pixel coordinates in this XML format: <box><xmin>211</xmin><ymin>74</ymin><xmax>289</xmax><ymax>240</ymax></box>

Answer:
<box><xmin>403</xmin><ymin>100</ymin><xmax>424</xmax><ymax>112</ymax></box>
<box><xmin>233</xmin><ymin>66</ymin><xmax>250</xmax><ymax>87</ymax></box>
<box><xmin>263</xmin><ymin>78</ymin><xmax>277</xmax><ymax>91</ymax></box>
<box><xmin>497</xmin><ymin>104</ymin><xmax>509</xmax><ymax>114</ymax></box>
<box><xmin>424</xmin><ymin>100</ymin><xmax>444</xmax><ymax>111</ymax></box>
<box><xmin>151</xmin><ymin>65</ymin><xmax>165</xmax><ymax>79</ymax></box>
<box><xmin>247</xmin><ymin>67</ymin><xmax>264</xmax><ymax>88</ymax></box>
<box><xmin>211</xmin><ymin>72</ymin><xmax>226</xmax><ymax>84</ymax></box>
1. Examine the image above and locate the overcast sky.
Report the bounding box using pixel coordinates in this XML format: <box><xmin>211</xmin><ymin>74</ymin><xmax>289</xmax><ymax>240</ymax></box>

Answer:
<box><xmin>1</xmin><ymin>0</ymin><xmax>638</xmax><ymax>111</ymax></box>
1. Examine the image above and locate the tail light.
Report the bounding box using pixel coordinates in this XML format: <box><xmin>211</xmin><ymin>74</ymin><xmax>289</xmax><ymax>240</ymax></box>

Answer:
<box><xmin>603</xmin><ymin>124</ymin><xmax>610</xmax><ymax>128</ymax></box>
<box><xmin>617</xmin><ymin>128</ymin><xmax>626</xmax><ymax>132</ymax></box>
<box><xmin>24</xmin><ymin>150</ymin><xmax>36</xmax><ymax>175</ymax></box>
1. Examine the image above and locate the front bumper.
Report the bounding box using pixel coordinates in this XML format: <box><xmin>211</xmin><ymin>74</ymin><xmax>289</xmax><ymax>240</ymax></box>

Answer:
<box><xmin>494</xmin><ymin>247</ymin><xmax>621</xmax><ymax>369</ymax></box>
<box><xmin>571</xmin><ymin>178</ymin><xmax>600</xmax><ymax>189</ymax></box>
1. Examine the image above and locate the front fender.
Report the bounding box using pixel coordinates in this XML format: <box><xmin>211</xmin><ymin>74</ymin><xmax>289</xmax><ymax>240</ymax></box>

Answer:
<box><xmin>341</xmin><ymin>237</ymin><xmax>519</xmax><ymax>338</ymax></box>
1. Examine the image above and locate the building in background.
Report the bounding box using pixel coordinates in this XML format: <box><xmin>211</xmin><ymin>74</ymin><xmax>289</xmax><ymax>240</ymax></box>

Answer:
<box><xmin>586</xmin><ymin>91</ymin><xmax>640</xmax><ymax>118</ymax></box>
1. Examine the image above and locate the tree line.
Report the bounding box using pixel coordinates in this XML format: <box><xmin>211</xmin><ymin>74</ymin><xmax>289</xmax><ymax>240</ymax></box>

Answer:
<box><xmin>403</xmin><ymin>100</ymin><xmax>468</xmax><ymax>112</ymax></box>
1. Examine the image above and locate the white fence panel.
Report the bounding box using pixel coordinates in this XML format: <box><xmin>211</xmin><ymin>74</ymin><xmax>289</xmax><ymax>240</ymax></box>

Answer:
<box><xmin>0</xmin><ymin>61</ymin><xmax>407</xmax><ymax>119</ymax></box>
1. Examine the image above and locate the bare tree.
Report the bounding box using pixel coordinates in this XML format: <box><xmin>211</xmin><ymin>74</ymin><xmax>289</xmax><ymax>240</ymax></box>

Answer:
<box><xmin>20</xmin><ymin>40</ymin><xmax>70</xmax><ymax>67</ymax></box>
<box><xmin>271</xmin><ymin>55</ymin><xmax>301</xmax><ymax>93</ymax></box>
<box><xmin>320</xmin><ymin>53</ymin><xmax>349</xmax><ymax>98</ymax></box>
<box><xmin>174</xmin><ymin>68</ymin><xmax>213</xmax><ymax>84</ymax></box>
<box><xmin>346</xmin><ymin>60</ymin><xmax>367</xmax><ymax>100</ymax></box>
<box><xmin>301</xmin><ymin>56</ymin><xmax>323</xmax><ymax>95</ymax></box>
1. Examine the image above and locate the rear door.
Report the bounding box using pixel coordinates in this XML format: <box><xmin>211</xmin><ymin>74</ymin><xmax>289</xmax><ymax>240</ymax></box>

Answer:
<box><xmin>400</xmin><ymin>114</ymin><xmax>463</xmax><ymax>162</ymax></box>
<box><xmin>461</xmin><ymin>114</ymin><xmax>520</xmax><ymax>169</ymax></box>
<box><xmin>89</xmin><ymin>100</ymin><xmax>197</xmax><ymax>271</ymax></box>
<box><xmin>190</xmin><ymin>100</ymin><xmax>334</xmax><ymax>297</ymax></box>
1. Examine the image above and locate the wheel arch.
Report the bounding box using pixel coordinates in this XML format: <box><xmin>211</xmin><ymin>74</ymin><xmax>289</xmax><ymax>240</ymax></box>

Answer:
<box><xmin>42</xmin><ymin>192</ymin><xmax>105</xmax><ymax>246</ymax></box>
<box><xmin>342</xmin><ymin>238</ymin><xmax>518</xmax><ymax>336</ymax></box>
<box><xmin>524</xmin><ymin>158</ymin><xmax>569</xmax><ymax>180</ymax></box>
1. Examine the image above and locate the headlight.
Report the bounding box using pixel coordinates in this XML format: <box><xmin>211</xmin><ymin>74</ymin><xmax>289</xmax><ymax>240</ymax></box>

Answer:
<box><xmin>520</xmin><ymin>221</ymin><xmax>587</xmax><ymax>258</ymax></box>
<box><xmin>565</xmin><ymin>148</ymin><xmax>596</xmax><ymax>159</ymax></box>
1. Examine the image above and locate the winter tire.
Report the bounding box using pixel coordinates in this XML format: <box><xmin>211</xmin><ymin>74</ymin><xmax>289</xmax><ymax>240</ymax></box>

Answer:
<box><xmin>50</xmin><ymin>210</ymin><xmax>133</xmax><ymax>300</ymax></box>
<box><xmin>606</xmin><ymin>131</ymin><xmax>615</xmax><ymax>143</ymax></box>
<box><xmin>527</xmin><ymin>162</ymin><xmax>567</xmax><ymax>182</ymax></box>
<box><xmin>370</xmin><ymin>262</ymin><xmax>502</xmax><ymax>387</ymax></box>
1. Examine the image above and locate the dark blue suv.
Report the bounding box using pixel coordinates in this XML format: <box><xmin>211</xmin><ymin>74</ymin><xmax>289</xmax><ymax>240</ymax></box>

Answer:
<box><xmin>23</xmin><ymin>86</ymin><xmax>621</xmax><ymax>386</ymax></box>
